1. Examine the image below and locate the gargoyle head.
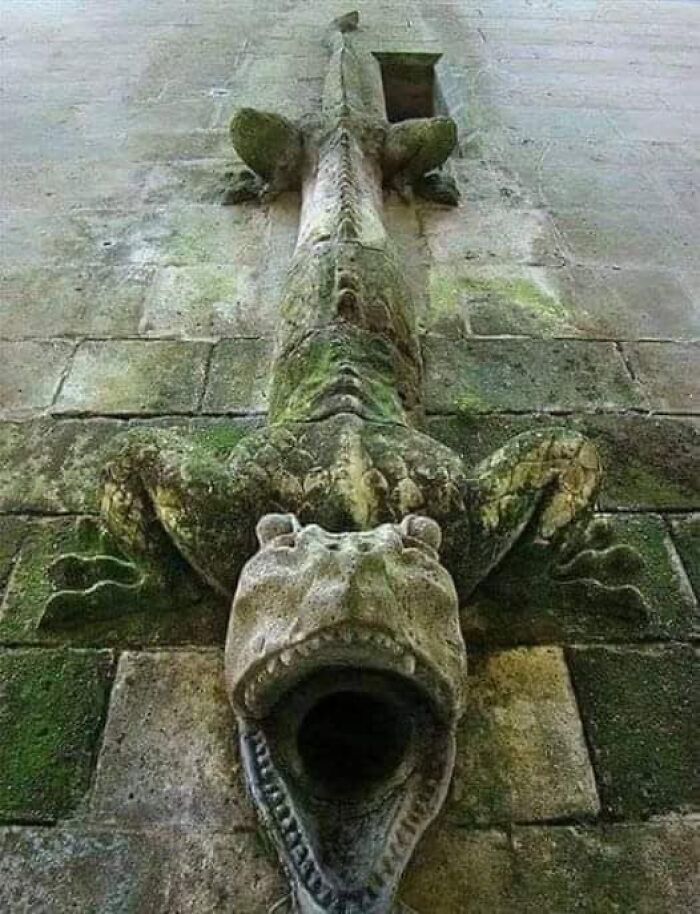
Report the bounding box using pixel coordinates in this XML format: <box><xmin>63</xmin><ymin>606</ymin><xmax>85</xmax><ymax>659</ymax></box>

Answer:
<box><xmin>225</xmin><ymin>514</ymin><xmax>467</xmax><ymax>913</ymax></box>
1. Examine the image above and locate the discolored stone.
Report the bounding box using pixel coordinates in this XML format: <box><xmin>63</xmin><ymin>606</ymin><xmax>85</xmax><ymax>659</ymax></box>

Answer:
<box><xmin>0</xmin><ymin>341</ymin><xmax>74</xmax><ymax>419</ymax></box>
<box><xmin>0</xmin><ymin>264</ymin><xmax>152</xmax><ymax>339</ymax></box>
<box><xmin>0</xmin><ymin>418</ymin><xmax>126</xmax><ymax>513</ymax></box>
<box><xmin>0</xmin><ymin>517</ymin><xmax>27</xmax><ymax>591</ymax></box>
<box><xmin>54</xmin><ymin>340</ymin><xmax>210</xmax><ymax>415</ymax></box>
<box><xmin>567</xmin><ymin>645</ymin><xmax>699</xmax><ymax>819</ymax></box>
<box><xmin>423</xmin><ymin>337</ymin><xmax>645</xmax><ymax>414</ymax></box>
<box><xmin>426</xmin><ymin>412</ymin><xmax>700</xmax><ymax>511</ymax></box>
<box><xmin>624</xmin><ymin>342</ymin><xmax>700</xmax><ymax>414</ymax></box>
<box><xmin>511</xmin><ymin>820</ymin><xmax>700</xmax><ymax>914</ymax></box>
<box><xmin>669</xmin><ymin>513</ymin><xmax>700</xmax><ymax>599</ymax></box>
<box><xmin>202</xmin><ymin>338</ymin><xmax>274</xmax><ymax>413</ymax></box>
<box><xmin>464</xmin><ymin>513</ymin><xmax>698</xmax><ymax>645</ymax></box>
<box><xmin>139</xmin><ymin>263</ymin><xmax>265</xmax><ymax>339</ymax></box>
<box><xmin>401</xmin><ymin>825</ymin><xmax>513</xmax><ymax>914</ymax></box>
<box><xmin>89</xmin><ymin>651</ymin><xmax>253</xmax><ymax>827</ymax></box>
<box><xmin>0</xmin><ymin>648</ymin><xmax>114</xmax><ymax>822</ymax></box>
<box><xmin>449</xmin><ymin>647</ymin><xmax>599</xmax><ymax>826</ymax></box>
<box><xmin>0</xmin><ymin>518</ymin><xmax>227</xmax><ymax>648</ymax></box>
<box><xmin>0</xmin><ymin>826</ymin><xmax>285</xmax><ymax>914</ymax></box>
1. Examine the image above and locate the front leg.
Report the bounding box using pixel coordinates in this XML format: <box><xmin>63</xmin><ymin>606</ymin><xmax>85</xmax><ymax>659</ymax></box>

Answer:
<box><xmin>466</xmin><ymin>428</ymin><xmax>602</xmax><ymax>591</ymax></box>
<box><xmin>43</xmin><ymin>428</ymin><xmax>261</xmax><ymax>628</ymax></box>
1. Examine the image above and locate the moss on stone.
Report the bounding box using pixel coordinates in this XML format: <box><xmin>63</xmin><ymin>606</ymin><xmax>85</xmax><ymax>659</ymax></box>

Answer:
<box><xmin>464</xmin><ymin>513</ymin><xmax>697</xmax><ymax>646</ymax></box>
<box><xmin>669</xmin><ymin>514</ymin><xmax>700</xmax><ymax>601</ymax></box>
<box><xmin>567</xmin><ymin>645</ymin><xmax>698</xmax><ymax>819</ymax></box>
<box><xmin>0</xmin><ymin>518</ymin><xmax>228</xmax><ymax>648</ymax></box>
<box><xmin>0</xmin><ymin>648</ymin><xmax>114</xmax><ymax>821</ymax></box>
<box><xmin>428</xmin><ymin>268</ymin><xmax>573</xmax><ymax>336</ymax></box>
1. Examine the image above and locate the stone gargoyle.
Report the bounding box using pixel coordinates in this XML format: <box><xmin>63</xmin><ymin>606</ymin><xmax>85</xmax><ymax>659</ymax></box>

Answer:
<box><xmin>42</xmin><ymin>13</ymin><xmax>646</xmax><ymax>914</ymax></box>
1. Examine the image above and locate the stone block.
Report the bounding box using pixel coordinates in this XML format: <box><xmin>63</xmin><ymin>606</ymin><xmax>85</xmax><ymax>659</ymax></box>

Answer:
<box><xmin>670</xmin><ymin>513</ymin><xmax>700</xmax><ymax>599</ymax></box>
<box><xmin>567</xmin><ymin>645</ymin><xmax>699</xmax><ymax>818</ymax></box>
<box><xmin>426</xmin><ymin>412</ymin><xmax>700</xmax><ymax>511</ymax></box>
<box><xmin>401</xmin><ymin>825</ymin><xmax>514</xmax><ymax>914</ymax></box>
<box><xmin>568</xmin><ymin>265</ymin><xmax>700</xmax><ymax>341</ymax></box>
<box><xmin>202</xmin><ymin>339</ymin><xmax>274</xmax><ymax>414</ymax></box>
<box><xmin>0</xmin><ymin>264</ymin><xmax>152</xmax><ymax>339</ymax></box>
<box><xmin>0</xmin><ymin>341</ymin><xmax>73</xmax><ymax>419</ymax></box>
<box><xmin>426</xmin><ymin>262</ymin><xmax>579</xmax><ymax>339</ymax></box>
<box><xmin>0</xmin><ymin>518</ymin><xmax>227</xmax><ymax>648</ymax></box>
<box><xmin>0</xmin><ymin>517</ymin><xmax>26</xmax><ymax>590</ymax></box>
<box><xmin>0</xmin><ymin>648</ymin><xmax>114</xmax><ymax>822</ymax></box>
<box><xmin>511</xmin><ymin>820</ymin><xmax>700</xmax><ymax>914</ymax></box>
<box><xmin>448</xmin><ymin>647</ymin><xmax>598</xmax><ymax>826</ymax></box>
<box><xmin>423</xmin><ymin>338</ymin><xmax>644</xmax><ymax>414</ymax></box>
<box><xmin>624</xmin><ymin>342</ymin><xmax>700</xmax><ymax>414</ymax></box>
<box><xmin>54</xmin><ymin>341</ymin><xmax>210</xmax><ymax>415</ymax></box>
<box><xmin>0</xmin><ymin>418</ymin><xmax>126</xmax><ymax>513</ymax></box>
<box><xmin>0</xmin><ymin>826</ymin><xmax>285</xmax><ymax>914</ymax></box>
<box><xmin>464</xmin><ymin>513</ymin><xmax>698</xmax><ymax>645</ymax></box>
<box><xmin>89</xmin><ymin>651</ymin><xmax>253</xmax><ymax>827</ymax></box>
<box><xmin>139</xmin><ymin>263</ymin><xmax>268</xmax><ymax>339</ymax></box>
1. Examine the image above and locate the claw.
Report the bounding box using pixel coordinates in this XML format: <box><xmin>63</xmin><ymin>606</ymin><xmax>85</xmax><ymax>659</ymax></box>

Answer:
<box><xmin>48</xmin><ymin>553</ymin><xmax>141</xmax><ymax>590</ymax></box>
<box><xmin>41</xmin><ymin>577</ymin><xmax>146</xmax><ymax>629</ymax></box>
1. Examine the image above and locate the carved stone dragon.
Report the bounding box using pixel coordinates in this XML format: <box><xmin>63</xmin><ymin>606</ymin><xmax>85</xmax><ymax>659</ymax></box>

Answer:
<box><xmin>43</xmin><ymin>13</ymin><xmax>645</xmax><ymax>914</ymax></box>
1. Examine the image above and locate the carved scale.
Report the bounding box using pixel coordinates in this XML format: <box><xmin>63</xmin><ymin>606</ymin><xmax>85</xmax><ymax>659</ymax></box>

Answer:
<box><xmin>44</xmin><ymin>13</ymin><xmax>645</xmax><ymax>914</ymax></box>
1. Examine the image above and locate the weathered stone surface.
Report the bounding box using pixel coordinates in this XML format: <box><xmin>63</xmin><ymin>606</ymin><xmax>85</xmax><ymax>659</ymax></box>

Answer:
<box><xmin>449</xmin><ymin>647</ymin><xmax>598</xmax><ymax>826</ymax></box>
<box><xmin>139</xmin><ymin>263</ymin><xmax>262</xmax><ymax>339</ymax></box>
<box><xmin>401</xmin><ymin>825</ymin><xmax>513</xmax><ymax>914</ymax></box>
<box><xmin>624</xmin><ymin>342</ymin><xmax>700</xmax><ymax>414</ymax></box>
<box><xmin>0</xmin><ymin>418</ymin><xmax>126</xmax><ymax>513</ymax></box>
<box><xmin>568</xmin><ymin>645</ymin><xmax>699</xmax><ymax>818</ymax></box>
<box><xmin>202</xmin><ymin>338</ymin><xmax>274</xmax><ymax>413</ymax></box>
<box><xmin>0</xmin><ymin>648</ymin><xmax>113</xmax><ymax>822</ymax></box>
<box><xmin>423</xmin><ymin>337</ymin><xmax>644</xmax><ymax>414</ymax></box>
<box><xmin>0</xmin><ymin>826</ymin><xmax>285</xmax><ymax>914</ymax></box>
<box><xmin>427</xmin><ymin>413</ymin><xmax>700</xmax><ymax>511</ymax></box>
<box><xmin>511</xmin><ymin>820</ymin><xmax>700</xmax><ymax>914</ymax></box>
<box><xmin>0</xmin><ymin>517</ymin><xmax>26</xmax><ymax>591</ymax></box>
<box><xmin>670</xmin><ymin>513</ymin><xmax>700</xmax><ymax>599</ymax></box>
<box><xmin>464</xmin><ymin>513</ymin><xmax>698</xmax><ymax>645</ymax></box>
<box><xmin>0</xmin><ymin>341</ymin><xmax>74</xmax><ymax>419</ymax></box>
<box><xmin>0</xmin><ymin>265</ymin><xmax>152</xmax><ymax>339</ymax></box>
<box><xmin>0</xmin><ymin>518</ymin><xmax>227</xmax><ymax>647</ymax></box>
<box><xmin>54</xmin><ymin>341</ymin><xmax>210</xmax><ymax>415</ymax></box>
<box><xmin>89</xmin><ymin>651</ymin><xmax>252</xmax><ymax>827</ymax></box>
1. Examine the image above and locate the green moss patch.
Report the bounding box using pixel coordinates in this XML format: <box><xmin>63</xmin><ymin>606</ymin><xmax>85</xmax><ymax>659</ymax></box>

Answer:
<box><xmin>567</xmin><ymin>645</ymin><xmax>698</xmax><ymax>819</ymax></box>
<box><xmin>0</xmin><ymin>648</ymin><xmax>114</xmax><ymax>821</ymax></box>
<box><xmin>464</xmin><ymin>513</ymin><xmax>697</xmax><ymax>646</ymax></box>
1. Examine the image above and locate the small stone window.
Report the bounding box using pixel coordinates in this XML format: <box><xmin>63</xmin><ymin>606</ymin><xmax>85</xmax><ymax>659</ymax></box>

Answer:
<box><xmin>374</xmin><ymin>52</ymin><xmax>441</xmax><ymax>122</ymax></box>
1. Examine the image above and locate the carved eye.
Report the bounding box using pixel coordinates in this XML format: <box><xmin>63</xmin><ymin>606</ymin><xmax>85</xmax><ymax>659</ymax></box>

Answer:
<box><xmin>256</xmin><ymin>513</ymin><xmax>301</xmax><ymax>546</ymax></box>
<box><xmin>400</xmin><ymin>515</ymin><xmax>442</xmax><ymax>553</ymax></box>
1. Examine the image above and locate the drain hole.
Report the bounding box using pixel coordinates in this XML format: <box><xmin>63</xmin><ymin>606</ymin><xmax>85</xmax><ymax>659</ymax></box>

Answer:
<box><xmin>297</xmin><ymin>690</ymin><xmax>411</xmax><ymax>795</ymax></box>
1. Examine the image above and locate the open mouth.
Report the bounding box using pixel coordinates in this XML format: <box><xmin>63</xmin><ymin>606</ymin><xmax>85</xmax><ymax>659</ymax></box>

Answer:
<box><xmin>240</xmin><ymin>659</ymin><xmax>454</xmax><ymax>913</ymax></box>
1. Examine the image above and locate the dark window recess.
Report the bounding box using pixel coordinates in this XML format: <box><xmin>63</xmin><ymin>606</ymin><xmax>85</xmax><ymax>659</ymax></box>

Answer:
<box><xmin>374</xmin><ymin>53</ymin><xmax>441</xmax><ymax>122</ymax></box>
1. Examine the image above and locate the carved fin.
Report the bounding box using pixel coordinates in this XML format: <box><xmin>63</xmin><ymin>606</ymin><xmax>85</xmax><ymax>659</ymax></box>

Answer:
<box><xmin>383</xmin><ymin>116</ymin><xmax>458</xmax><ymax>181</ymax></box>
<box><xmin>230</xmin><ymin>108</ymin><xmax>303</xmax><ymax>187</ymax></box>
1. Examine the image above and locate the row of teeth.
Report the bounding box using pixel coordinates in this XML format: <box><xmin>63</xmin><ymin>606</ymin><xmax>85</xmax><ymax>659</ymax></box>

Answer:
<box><xmin>375</xmin><ymin>757</ymin><xmax>446</xmax><ymax>888</ymax></box>
<box><xmin>247</xmin><ymin>730</ymin><xmax>381</xmax><ymax>913</ymax></box>
<box><xmin>244</xmin><ymin>629</ymin><xmax>417</xmax><ymax>710</ymax></box>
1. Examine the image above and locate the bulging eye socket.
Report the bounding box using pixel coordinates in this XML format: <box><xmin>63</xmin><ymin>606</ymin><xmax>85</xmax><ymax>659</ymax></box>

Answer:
<box><xmin>256</xmin><ymin>513</ymin><xmax>301</xmax><ymax>547</ymax></box>
<box><xmin>400</xmin><ymin>515</ymin><xmax>442</xmax><ymax>553</ymax></box>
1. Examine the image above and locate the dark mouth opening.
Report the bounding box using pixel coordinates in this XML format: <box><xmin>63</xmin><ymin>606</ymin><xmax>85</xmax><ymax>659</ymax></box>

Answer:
<box><xmin>297</xmin><ymin>689</ymin><xmax>412</xmax><ymax>797</ymax></box>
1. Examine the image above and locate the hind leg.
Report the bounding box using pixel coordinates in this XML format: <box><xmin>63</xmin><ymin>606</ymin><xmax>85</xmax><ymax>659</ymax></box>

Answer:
<box><xmin>467</xmin><ymin>427</ymin><xmax>602</xmax><ymax>586</ymax></box>
<box><xmin>44</xmin><ymin>428</ymin><xmax>256</xmax><ymax>627</ymax></box>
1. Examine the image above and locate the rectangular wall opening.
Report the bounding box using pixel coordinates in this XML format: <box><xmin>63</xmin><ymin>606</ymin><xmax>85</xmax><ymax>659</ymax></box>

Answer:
<box><xmin>373</xmin><ymin>53</ymin><xmax>441</xmax><ymax>122</ymax></box>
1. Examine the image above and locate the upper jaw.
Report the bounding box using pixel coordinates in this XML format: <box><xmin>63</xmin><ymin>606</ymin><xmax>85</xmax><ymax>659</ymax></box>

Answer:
<box><xmin>236</xmin><ymin>621</ymin><xmax>459</xmax><ymax>723</ymax></box>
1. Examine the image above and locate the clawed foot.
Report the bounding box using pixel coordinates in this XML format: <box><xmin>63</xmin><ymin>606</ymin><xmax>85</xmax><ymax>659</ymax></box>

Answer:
<box><xmin>42</xmin><ymin>551</ymin><xmax>148</xmax><ymax>629</ymax></box>
<box><xmin>553</xmin><ymin>518</ymin><xmax>649</xmax><ymax>619</ymax></box>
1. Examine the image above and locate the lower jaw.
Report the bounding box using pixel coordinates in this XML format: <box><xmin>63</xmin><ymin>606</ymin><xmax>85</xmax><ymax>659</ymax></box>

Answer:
<box><xmin>238</xmin><ymin>668</ymin><xmax>456</xmax><ymax>914</ymax></box>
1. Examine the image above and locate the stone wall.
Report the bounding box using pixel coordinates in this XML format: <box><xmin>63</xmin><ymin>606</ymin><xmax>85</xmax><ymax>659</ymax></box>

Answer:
<box><xmin>1</xmin><ymin>1</ymin><xmax>698</xmax><ymax>911</ymax></box>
